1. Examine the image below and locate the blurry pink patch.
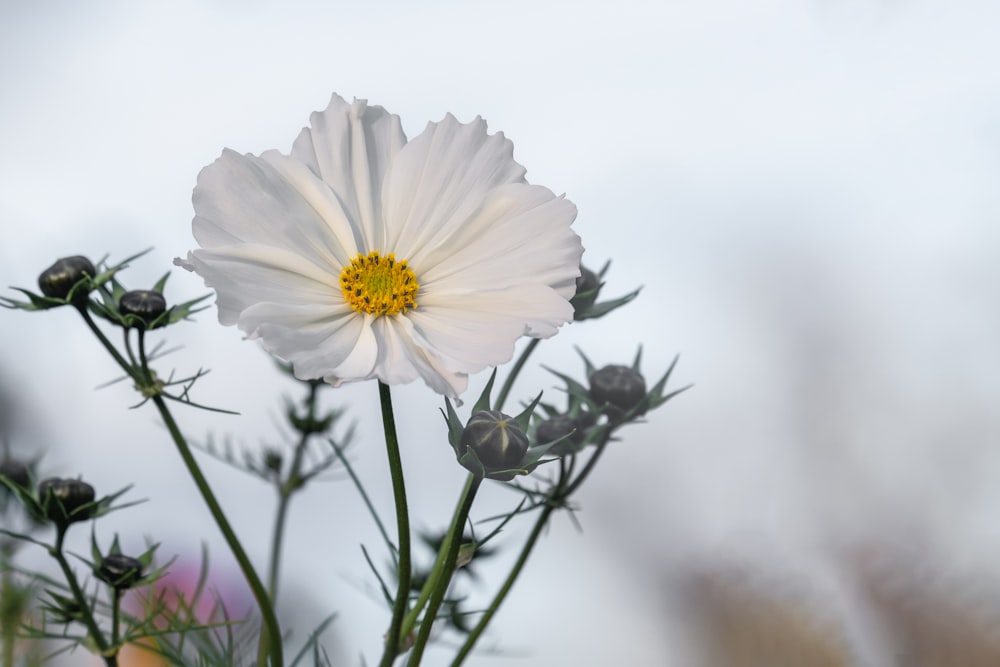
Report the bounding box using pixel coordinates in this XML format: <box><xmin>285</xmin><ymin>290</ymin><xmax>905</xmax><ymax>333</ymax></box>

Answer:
<box><xmin>86</xmin><ymin>555</ymin><xmax>256</xmax><ymax>666</ymax></box>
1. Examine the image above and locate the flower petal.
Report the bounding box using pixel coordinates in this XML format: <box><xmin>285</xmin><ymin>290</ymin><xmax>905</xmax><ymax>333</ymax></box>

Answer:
<box><xmin>381</xmin><ymin>114</ymin><xmax>527</xmax><ymax>261</ymax></box>
<box><xmin>409</xmin><ymin>283</ymin><xmax>573</xmax><ymax>375</ymax></box>
<box><xmin>177</xmin><ymin>244</ymin><xmax>339</xmax><ymax>326</ymax></box>
<box><xmin>372</xmin><ymin>316</ymin><xmax>470</xmax><ymax>398</ymax></box>
<box><xmin>290</xmin><ymin>94</ymin><xmax>406</xmax><ymax>250</ymax></box>
<box><xmin>418</xmin><ymin>183</ymin><xmax>582</xmax><ymax>300</ymax></box>
<box><xmin>239</xmin><ymin>302</ymin><xmax>379</xmax><ymax>382</ymax></box>
<box><xmin>192</xmin><ymin>149</ymin><xmax>356</xmax><ymax>268</ymax></box>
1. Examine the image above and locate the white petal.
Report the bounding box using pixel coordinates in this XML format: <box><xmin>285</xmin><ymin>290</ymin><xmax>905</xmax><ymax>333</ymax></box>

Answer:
<box><xmin>418</xmin><ymin>183</ymin><xmax>582</xmax><ymax>297</ymax></box>
<box><xmin>381</xmin><ymin>114</ymin><xmax>526</xmax><ymax>260</ymax></box>
<box><xmin>410</xmin><ymin>283</ymin><xmax>573</xmax><ymax>373</ymax></box>
<box><xmin>192</xmin><ymin>149</ymin><xmax>355</xmax><ymax>268</ymax></box>
<box><xmin>240</xmin><ymin>302</ymin><xmax>378</xmax><ymax>382</ymax></box>
<box><xmin>290</xmin><ymin>94</ymin><xmax>406</xmax><ymax>250</ymax></box>
<box><xmin>372</xmin><ymin>316</ymin><xmax>469</xmax><ymax>398</ymax></box>
<box><xmin>179</xmin><ymin>244</ymin><xmax>339</xmax><ymax>326</ymax></box>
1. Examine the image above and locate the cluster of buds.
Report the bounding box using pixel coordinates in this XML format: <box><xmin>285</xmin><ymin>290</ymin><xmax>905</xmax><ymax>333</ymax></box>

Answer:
<box><xmin>444</xmin><ymin>350</ymin><xmax>684</xmax><ymax>480</ymax></box>
<box><xmin>2</xmin><ymin>251</ymin><xmax>209</xmax><ymax>332</ymax></box>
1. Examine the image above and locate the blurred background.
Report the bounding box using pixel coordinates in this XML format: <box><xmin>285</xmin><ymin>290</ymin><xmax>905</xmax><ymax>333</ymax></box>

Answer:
<box><xmin>2</xmin><ymin>0</ymin><xmax>1000</xmax><ymax>665</ymax></box>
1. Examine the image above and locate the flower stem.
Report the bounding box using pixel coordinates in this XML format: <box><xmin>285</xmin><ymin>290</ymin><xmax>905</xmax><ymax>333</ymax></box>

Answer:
<box><xmin>111</xmin><ymin>588</ymin><xmax>122</xmax><ymax>648</ymax></box>
<box><xmin>494</xmin><ymin>338</ymin><xmax>540</xmax><ymax>411</ymax></box>
<box><xmin>398</xmin><ymin>472</ymin><xmax>481</xmax><ymax>638</ymax></box>
<box><xmin>407</xmin><ymin>473</ymin><xmax>481</xmax><ymax>666</ymax></box>
<box><xmin>49</xmin><ymin>527</ymin><xmax>116</xmax><ymax>665</ymax></box>
<box><xmin>267</xmin><ymin>381</ymin><xmax>320</xmax><ymax>601</ymax></box>
<box><xmin>450</xmin><ymin>433</ymin><xmax>613</xmax><ymax>666</ymax></box>
<box><xmin>78</xmin><ymin>310</ymin><xmax>140</xmax><ymax>383</ymax></box>
<box><xmin>378</xmin><ymin>382</ymin><xmax>412</xmax><ymax>667</ymax></box>
<box><xmin>150</xmin><ymin>395</ymin><xmax>283</xmax><ymax>667</ymax></box>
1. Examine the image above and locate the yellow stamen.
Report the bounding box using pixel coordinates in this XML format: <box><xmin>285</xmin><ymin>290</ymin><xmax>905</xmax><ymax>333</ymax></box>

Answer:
<box><xmin>339</xmin><ymin>251</ymin><xmax>419</xmax><ymax>316</ymax></box>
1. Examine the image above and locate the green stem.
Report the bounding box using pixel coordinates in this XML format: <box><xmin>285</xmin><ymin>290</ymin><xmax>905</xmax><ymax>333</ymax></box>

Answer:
<box><xmin>399</xmin><ymin>472</ymin><xmax>481</xmax><ymax>638</ymax></box>
<box><xmin>267</xmin><ymin>381</ymin><xmax>319</xmax><ymax>601</ymax></box>
<box><xmin>78</xmin><ymin>310</ymin><xmax>140</xmax><ymax>383</ymax></box>
<box><xmin>407</xmin><ymin>474</ymin><xmax>481</xmax><ymax>666</ymax></box>
<box><xmin>494</xmin><ymin>338</ymin><xmax>540</xmax><ymax>411</ymax></box>
<box><xmin>377</xmin><ymin>382</ymin><xmax>412</xmax><ymax>667</ymax></box>
<box><xmin>1</xmin><ymin>560</ymin><xmax>14</xmax><ymax>667</ymax></box>
<box><xmin>49</xmin><ymin>528</ymin><xmax>116</xmax><ymax>665</ymax></box>
<box><xmin>450</xmin><ymin>433</ymin><xmax>613</xmax><ymax>666</ymax></box>
<box><xmin>111</xmin><ymin>588</ymin><xmax>122</xmax><ymax>647</ymax></box>
<box><xmin>151</xmin><ymin>395</ymin><xmax>283</xmax><ymax>667</ymax></box>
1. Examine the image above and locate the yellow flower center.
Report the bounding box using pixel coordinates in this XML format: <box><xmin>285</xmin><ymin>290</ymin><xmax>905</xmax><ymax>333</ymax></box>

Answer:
<box><xmin>339</xmin><ymin>251</ymin><xmax>419</xmax><ymax>316</ymax></box>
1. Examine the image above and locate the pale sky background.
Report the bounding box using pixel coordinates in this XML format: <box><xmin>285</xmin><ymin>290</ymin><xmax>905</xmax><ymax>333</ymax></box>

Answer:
<box><xmin>2</xmin><ymin>1</ymin><xmax>1000</xmax><ymax>665</ymax></box>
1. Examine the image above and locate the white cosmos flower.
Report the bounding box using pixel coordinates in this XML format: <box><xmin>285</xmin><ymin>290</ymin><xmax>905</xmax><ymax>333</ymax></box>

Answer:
<box><xmin>176</xmin><ymin>93</ymin><xmax>583</xmax><ymax>398</ymax></box>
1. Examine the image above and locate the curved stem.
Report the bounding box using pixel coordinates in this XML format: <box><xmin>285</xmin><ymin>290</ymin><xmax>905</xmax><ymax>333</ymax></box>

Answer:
<box><xmin>377</xmin><ymin>382</ymin><xmax>412</xmax><ymax>667</ymax></box>
<box><xmin>151</xmin><ymin>395</ymin><xmax>283</xmax><ymax>667</ymax></box>
<box><xmin>49</xmin><ymin>528</ymin><xmax>116</xmax><ymax>665</ymax></box>
<box><xmin>494</xmin><ymin>338</ymin><xmax>540</xmax><ymax>412</ymax></box>
<box><xmin>407</xmin><ymin>474</ymin><xmax>481</xmax><ymax>666</ymax></box>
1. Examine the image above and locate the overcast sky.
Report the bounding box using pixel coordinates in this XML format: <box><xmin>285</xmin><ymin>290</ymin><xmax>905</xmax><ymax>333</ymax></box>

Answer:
<box><xmin>3</xmin><ymin>1</ymin><xmax>1000</xmax><ymax>665</ymax></box>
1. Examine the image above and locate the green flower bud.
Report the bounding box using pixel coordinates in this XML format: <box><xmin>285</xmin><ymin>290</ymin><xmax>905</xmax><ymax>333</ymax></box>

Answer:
<box><xmin>37</xmin><ymin>477</ymin><xmax>96</xmax><ymax>527</ymax></box>
<box><xmin>120</xmin><ymin>289</ymin><xmax>167</xmax><ymax>328</ymax></box>
<box><xmin>98</xmin><ymin>553</ymin><xmax>144</xmax><ymax>590</ymax></box>
<box><xmin>570</xmin><ymin>265</ymin><xmax>600</xmax><ymax>320</ymax></box>
<box><xmin>589</xmin><ymin>365</ymin><xmax>647</xmax><ymax>413</ymax></box>
<box><xmin>37</xmin><ymin>256</ymin><xmax>96</xmax><ymax>304</ymax></box>
<box><xmin>460</xmin><ymin>410</ymin><xmax>529</xmax><ymax>479</ymax></box>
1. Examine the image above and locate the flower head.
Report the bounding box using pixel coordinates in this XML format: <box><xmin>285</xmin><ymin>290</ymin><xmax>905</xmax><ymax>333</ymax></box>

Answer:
<box><xmin>177</xmin><ymin>94</ymin><xmax>582</xmax><ymax>397</ymax></box>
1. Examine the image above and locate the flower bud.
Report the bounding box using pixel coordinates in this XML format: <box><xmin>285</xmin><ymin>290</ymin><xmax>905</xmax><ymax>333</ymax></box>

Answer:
<box><xmin>460</xmin><ymin>410</ymin><xmax>529</xmax><ymax>478</ymax></box>
<box><xmin>98</xmin><ymin>553</ymin><xmax>144</xmax><ymax>590</ymax></box>
<box><xmin>37</xmin><ymin>256</ymin><xmax>96</xmax><ymax>303</ymax></box>
<box><xmin>536</xmin><ymin>415</ymin><xmax>583</xmax><ymax>455</ymax></box>
<box><xmin>570</xmin><ymin>265</ymin><xmax>600</xmax><ymax>319</ymax></box>
<box><xmin>120</xmin><ymin>289</ymin><xmax>167</xmax><ymax>328</ymax></box>
<box><xmin>589</xmin><ymin>365</ymin><xmax>647</xmax><ymax>413</ymax></box>
<box><xmin>37</xmin><ymin>477</ymin><xmax>96</xmax><ymax>527</ymax></box>
<box><xmin>263</xmin><ymin>449</ymin><xmax>283</xmax><ymax>474</ymax></box>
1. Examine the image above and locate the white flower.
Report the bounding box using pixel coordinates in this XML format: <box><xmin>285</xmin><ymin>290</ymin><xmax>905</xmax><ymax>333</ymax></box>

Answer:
<box><xmin>176</xmin><ymin>94</ymin><xmax>583</xmax><ymax>398</ymax></box>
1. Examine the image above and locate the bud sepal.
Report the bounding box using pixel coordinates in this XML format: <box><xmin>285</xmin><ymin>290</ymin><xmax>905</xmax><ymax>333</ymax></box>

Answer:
<box><xmin>570</xmin><ymin>260</ymin><xmax>642</xmax><ymax>322</ymax></box>
<box><xmin>6</xmin><ymin>478</ymin><xmax>139</xmax><ymax>532</ymax></box>
<box><xmin>443</xmin><ymin>370</ymin><xmax>556</xmax><ymax>481</ymax></box>
<box><xmin>91</xmin><ymin>533</ymin><xmax>163</xmax><ymax>592</ymax></box>
<box><xmin>546</xmin><ymin>347</ymin><xmax>690</xmax><ymax>431</ymax></box>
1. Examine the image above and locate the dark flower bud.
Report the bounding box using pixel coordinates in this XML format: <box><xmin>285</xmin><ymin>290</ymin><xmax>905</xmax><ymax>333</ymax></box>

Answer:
<box><xmin>0</xmin><ymin>459</ymin><xmax>30</xmax><ymax>489</ymax></box>
<box><xmin>263</xmin><ymin>449</ymin><xmax>283</xmax><ymax>474</ymax></box>
<box><xmin>589</xmin><ymin>365</ymin><xmax>647</xmax><ymax>413</ymax></box>
<box><xmin>460</xmin><ymin>410</ymin><xmax>529</xmax><ymax>478</ymax></box>
<box><xmin>120</xmin><ymin>289</ymin><xmax>167</xmax><ymax>328</ymax></box>
<box><xmin>38</xmin><ymin>477</ymin><xmax>96</xmax><ymax>527</ymax></box>
<box><xmin>536</xmin><ymin>415</ymin><xmax>584</xmax><ymax>455</ymax></box>
<box><xmin>38</xmin><ymin>256</ymin><xmax>96</xmax><ymax>303</ymax></box>
<box><xmin>570</xmin><ymin>265</ymin><xmax>600</xmax><ymax>320</ymax></box>
<box><xmin>98</xmin><ymin>553</ymin><xmax>144</xmax><ymax>590</ymax></box>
